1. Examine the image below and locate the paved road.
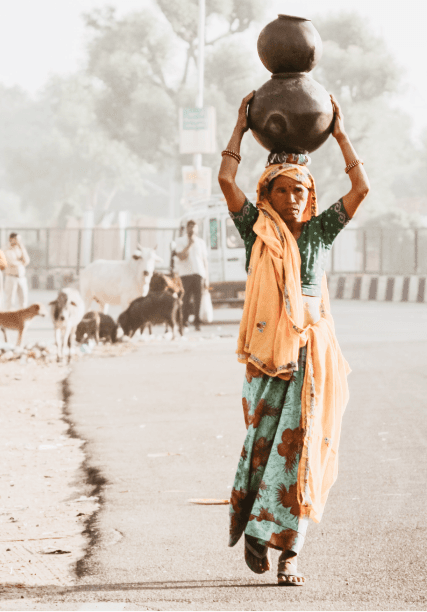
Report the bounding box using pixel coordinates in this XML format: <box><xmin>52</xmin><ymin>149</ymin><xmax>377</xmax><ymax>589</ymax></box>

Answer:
<box><xmin>38</xmin><ymin>302</ymin><xmax>427</xmax><ymax>609</ymax></box>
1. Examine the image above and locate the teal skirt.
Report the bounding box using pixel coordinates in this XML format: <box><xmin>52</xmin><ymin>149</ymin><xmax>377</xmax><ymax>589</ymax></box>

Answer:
<box><xmin>229</xmin><ymin>347</ymin><xmax>308</xmax><ymax>553</ymax></box>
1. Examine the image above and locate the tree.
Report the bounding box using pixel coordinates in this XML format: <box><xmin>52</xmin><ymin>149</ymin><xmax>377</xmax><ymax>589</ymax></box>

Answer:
<box><xmin>83</xmin><ymin>6</ymin><xmax>427</xmax><ymax>222</ymax></box>
<box><xmin>0</xmin><ymin>84</ymin><xmax>53</xmax><ymax>224</ymax></box>
<box><xmin>0</xmin><ymin>75</ymin><xmax>149</xmax><ymax>223</ymax></box>
<box><xmin>83</xmin><ymin>1</ymin><xmax>267</xmax><ymax>181</ymax></box>
<box><xmin>1</xmin><ymin>8</ymin><xmax>424</xmax><ymax>224</ymax></box>
<box><xmin>308</xmin><ymin>12</ymin><xmax>423</xmax><ymax>221</ymax></box>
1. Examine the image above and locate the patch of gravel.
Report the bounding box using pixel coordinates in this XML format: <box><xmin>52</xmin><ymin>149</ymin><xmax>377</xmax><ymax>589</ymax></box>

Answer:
<box><xmin>0</xmin><ymin>341</ymin><xmax>58</xmax><ymax>364</ymax></box>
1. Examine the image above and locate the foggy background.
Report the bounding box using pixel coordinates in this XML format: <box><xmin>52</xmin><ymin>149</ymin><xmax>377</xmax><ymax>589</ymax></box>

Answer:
<box><xmin>0</xmin><ymin>0</ymin><xmax>426</xmax><ymax>229</ymax></box>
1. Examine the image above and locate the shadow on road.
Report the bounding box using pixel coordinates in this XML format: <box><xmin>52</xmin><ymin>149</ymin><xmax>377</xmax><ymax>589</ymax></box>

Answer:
<box><xmin>2</xmin><ymin>579</ymin><xmax>286</xmax><ymax>599</ymax></box>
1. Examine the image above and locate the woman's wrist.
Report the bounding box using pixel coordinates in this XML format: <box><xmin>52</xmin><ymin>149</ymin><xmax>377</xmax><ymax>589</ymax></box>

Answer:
<box><xmin>224</xmin><ymin>126</ymin><xmax>245</xmax><ymax>156</ymax></box>
<box><xmin>334</xmin><ymin>132</ymin><xmax>349</xmax><ymax>145</ymax></box>
<box><xmin>233</xmin><ymin>124</ymin><xmax>246</xmax><ymax>139</ymax></box>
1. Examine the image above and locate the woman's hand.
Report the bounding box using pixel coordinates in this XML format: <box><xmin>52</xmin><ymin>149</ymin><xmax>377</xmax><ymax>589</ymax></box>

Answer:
<box><xmin>235</xmin><ymin>91</ymin><xmax>255</xmax><ymax>134</ymax></box>
<box><xmin>330</xmin><ymin>94</ymin><xmax>346</xmax><ymax>141</ymax></box>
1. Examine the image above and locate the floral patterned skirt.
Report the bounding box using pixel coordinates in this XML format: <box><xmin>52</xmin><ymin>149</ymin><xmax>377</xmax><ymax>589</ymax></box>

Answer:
<box><xmin>229</xmin><ymin>347</ymin><xmax>309</xmax><ymax>553</ymax></box>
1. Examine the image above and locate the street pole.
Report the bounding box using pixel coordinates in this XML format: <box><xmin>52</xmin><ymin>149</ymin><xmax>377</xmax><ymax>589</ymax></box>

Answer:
<box><xmin>193</xmin><ymin>0</ymin><xmax>205</xmax><ymax>171</ymax></box>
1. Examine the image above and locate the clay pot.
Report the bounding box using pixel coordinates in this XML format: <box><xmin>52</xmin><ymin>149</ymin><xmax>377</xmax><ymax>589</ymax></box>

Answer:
<box><xmin>257</xmin><ymin>14</ymin><xmax>322</xmax><ymax>74</ymax></box>
<box><xmin>249</xmin><ymin>15</ymin><xmax>333</xmax><ymax>155</ymax></box>
<box><xmin>249</xmin><ymin>73</ymin><xmax>333</xmax><ymax>154</ymax></box>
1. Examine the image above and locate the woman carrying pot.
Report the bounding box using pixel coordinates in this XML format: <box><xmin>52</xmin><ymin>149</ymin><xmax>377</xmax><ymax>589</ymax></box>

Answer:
<box><xmin>218</xmin><ymin>92</ymin><xmax>369</xmax><ymax>585</ymax></box>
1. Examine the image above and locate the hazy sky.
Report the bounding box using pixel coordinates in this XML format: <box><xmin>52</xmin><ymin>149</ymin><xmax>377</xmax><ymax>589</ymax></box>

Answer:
<box><xmin>0</xmin><ymin>0</ymin><xmax>425</xmax><ymax>133</ymax></box>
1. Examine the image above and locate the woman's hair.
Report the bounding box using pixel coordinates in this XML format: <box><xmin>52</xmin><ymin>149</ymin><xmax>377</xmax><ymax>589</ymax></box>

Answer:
<box><xmin>267</xmin><ymin>177</ymin><xmax>276</xmax><ymax>194</ymax></box>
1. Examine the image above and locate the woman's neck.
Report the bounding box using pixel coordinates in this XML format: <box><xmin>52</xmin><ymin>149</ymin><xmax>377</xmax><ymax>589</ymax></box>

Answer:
<box><xmin>281</xmin><ymin>218</ymin><xmax>305</xmax><ymax>239</ymax></box>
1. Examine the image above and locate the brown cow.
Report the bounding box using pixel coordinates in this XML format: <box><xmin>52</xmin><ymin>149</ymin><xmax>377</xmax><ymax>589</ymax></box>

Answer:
<box><xmin>149</xmin><ymin>272</ymin><xmax>184</xmax><ymax>299</ymax></box>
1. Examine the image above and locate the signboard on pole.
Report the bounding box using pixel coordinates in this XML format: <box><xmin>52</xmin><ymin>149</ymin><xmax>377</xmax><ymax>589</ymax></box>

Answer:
<box><xmin>179</xmin><ymin>107</ymin><xmax>216</xmax><ymax>154</ymax></box>
<box><xmin>181</xmin><ymin>166</ymin><xmax>212</xmax><ymax>207</ymax></box>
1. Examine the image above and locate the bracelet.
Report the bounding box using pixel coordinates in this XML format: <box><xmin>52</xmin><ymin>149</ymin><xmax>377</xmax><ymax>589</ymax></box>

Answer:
<box><xmin>221</xmin><ymin>149</ymin><xmax>241</xmax><ymax>164</ymax></box>
<box><xmin>345</xmin><ymin>159</ymin><xmax>363</xmax><ymax>174</ymax></box>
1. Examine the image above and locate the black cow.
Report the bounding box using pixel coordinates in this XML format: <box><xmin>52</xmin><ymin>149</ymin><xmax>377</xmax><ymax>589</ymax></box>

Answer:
<box><xmin>76</xmin><ymin>311</ymin><xmax>118</xmax><ymax>344</ymax></box>
<box><xmin>118</xmin><ymin>291</ymin><xmax>183</xmax><ymax>340</ymax></box>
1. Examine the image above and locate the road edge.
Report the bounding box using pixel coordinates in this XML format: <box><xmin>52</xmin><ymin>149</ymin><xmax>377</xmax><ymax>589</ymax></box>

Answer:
<box><xmin>61</xmin><ymin>376</ymin><xmax>108</xmax><ymax>579</ymax></box>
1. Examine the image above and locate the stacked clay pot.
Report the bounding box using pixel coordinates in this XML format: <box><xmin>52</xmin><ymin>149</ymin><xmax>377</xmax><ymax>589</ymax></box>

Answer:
<box><xmin>248</xmin><ymin>15</ymin><xmax>333</xmax><ymax>155</ymax></box>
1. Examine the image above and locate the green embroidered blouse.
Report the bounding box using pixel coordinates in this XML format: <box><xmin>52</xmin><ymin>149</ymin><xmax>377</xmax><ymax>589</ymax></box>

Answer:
<box><xmin>229</xmin><ymin>198</ymin><xmax>351</xmax><ymax>297</ymax></box>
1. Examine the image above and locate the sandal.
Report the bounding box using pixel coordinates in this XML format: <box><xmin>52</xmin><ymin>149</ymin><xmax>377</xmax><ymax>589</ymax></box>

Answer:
<box><xmin>277</xmin><ymin>556</ymin><xmax>305</xmax><ymax>586</ymax></box>
<box><xmin>244</xmin><ymin>535</ymin><xmax>271</xmax><ymax>574</ymax></box>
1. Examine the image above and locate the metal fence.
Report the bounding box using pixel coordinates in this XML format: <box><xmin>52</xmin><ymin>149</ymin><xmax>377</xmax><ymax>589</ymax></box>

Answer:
<box><xmin>328</xmin><ymin>227</ymin><xmax>427</xmax><ymax>275</ymax></box>
<box><xmin>0</xmin><ymin>226</ymin><xmax>178</xmax><ymax>281</ymax></box>
<box><xmin>1</xmin><ymin>226</ymin><xmax>426</xmax><ymax>283</ymax></box>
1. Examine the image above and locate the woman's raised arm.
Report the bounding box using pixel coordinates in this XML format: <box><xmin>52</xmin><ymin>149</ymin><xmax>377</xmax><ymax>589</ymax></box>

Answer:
<box><xmin>331</xmin><ymin>94</ymin><xmax>370</xmax><ymax>219</ymax></box>
<box><xmin>218</xmin><ymin>92</ymin><xmax>254</xmax><ymax>213</ymax></box>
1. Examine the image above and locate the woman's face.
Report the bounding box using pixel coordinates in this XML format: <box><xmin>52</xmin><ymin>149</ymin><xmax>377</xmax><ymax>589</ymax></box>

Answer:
<box><xmin>186</xmin><ymin>222</ymin><xmax>198</xmax><ymax>237</ymax></box>
<box><xmin>268</xmin><ymin>175</ymin><xmax>309</xmax><ymax>223</ymax></box>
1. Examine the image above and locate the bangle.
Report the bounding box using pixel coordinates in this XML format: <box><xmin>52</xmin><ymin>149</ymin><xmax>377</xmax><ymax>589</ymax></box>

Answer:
<box><xmin>222</xmin><ymin>149</ymin><xmax>241</xmax><ymax>164</ymax></box>
<box><xmin>345</xmin><ymin>159</ymin><xmax>363</xmax><ymax>174</ymax></box>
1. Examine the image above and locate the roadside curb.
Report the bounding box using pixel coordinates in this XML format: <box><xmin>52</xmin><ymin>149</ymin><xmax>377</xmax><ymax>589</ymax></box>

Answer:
<box><xmin>327</xmin><ymin>274</ymin><xmax>427</xmax><ymax>303</ymax></box>
<box><xmin>211</xmin><ymin>274</ymin><xmax>427</xmax><ymax>321</ymax></box>
<box><xmin>61</xmin><ymin>377</ymin><xmax>108</xmax><ymax>579</ymax></box>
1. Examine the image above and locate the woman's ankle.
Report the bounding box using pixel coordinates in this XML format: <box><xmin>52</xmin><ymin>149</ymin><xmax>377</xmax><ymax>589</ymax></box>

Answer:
<box><xmin>279</xmin><ymin>550</ymin><xmax>297</xmax><ymax>562</ymax></box>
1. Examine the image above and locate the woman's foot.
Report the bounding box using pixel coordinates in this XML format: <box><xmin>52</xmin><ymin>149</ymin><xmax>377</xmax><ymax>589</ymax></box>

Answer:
<box><xmin>277</xmin><ymin>553</ymin><xmax>305</xmax><ymax>586</ymax></box>
<box><xmin>244</xmin><ymin>534</ymin><xmax>270</xmax><ymax>574</ymax></box>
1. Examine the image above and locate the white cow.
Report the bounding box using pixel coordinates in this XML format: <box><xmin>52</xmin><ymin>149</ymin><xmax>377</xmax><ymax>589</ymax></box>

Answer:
<box><xmin>79</xmin><ymin>247</ymin><xmax>163</xmax><ymax>313</ymax></box>
<box><xmin>49</xmin><ymin>288</ymin><xmax>85</xmax><ymax>362</ymax></box>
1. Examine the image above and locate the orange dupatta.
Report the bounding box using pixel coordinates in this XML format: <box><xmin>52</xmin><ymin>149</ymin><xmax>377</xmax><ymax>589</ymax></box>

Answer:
<box><xmin>237</xmin><ymin>163</ymin><xmax>350</xmax><ymax>522</ymax></box>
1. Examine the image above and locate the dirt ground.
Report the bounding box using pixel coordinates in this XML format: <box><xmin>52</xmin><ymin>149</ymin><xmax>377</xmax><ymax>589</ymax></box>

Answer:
<box><xmin>0</xmin><ymin>342</ymin><xmax>139</xmax><ymax>604</ymax></box>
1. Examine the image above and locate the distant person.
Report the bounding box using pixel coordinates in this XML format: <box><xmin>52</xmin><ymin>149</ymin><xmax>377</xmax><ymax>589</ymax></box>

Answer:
<box><xmin>4</xmin><ymin>233</ymin><xmax>30</xmax><ymax>310</ymax></box>
<box><xmin>174</xmin><ymin>220</ymin><xmax>209</xmax><ymax>331</ymax></box>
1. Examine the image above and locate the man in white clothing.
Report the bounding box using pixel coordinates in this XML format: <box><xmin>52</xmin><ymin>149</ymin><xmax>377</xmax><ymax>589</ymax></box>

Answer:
<box><xmin>4</xmin><ymin>233</ymin><xmax>30</xmax><ymax>310</ymax></box>
<box><xmin>174</xmin><ymin>220</ymin><xmax>209</xmax><ymax>331</ymax></box>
